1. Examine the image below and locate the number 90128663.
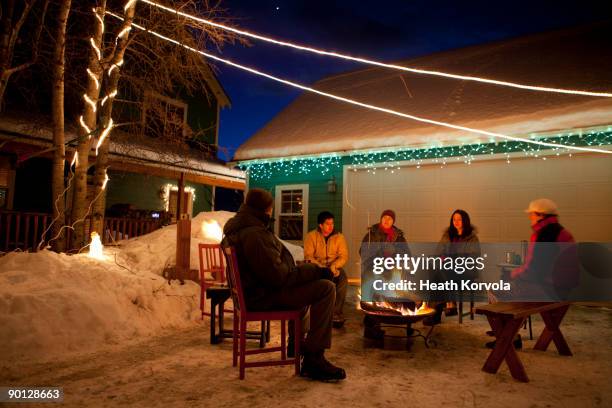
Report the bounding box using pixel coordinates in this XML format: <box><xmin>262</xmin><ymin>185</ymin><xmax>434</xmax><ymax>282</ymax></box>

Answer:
<box><xmin>1</xmin><ymin>387</ymin><xmax>63</xmax><ymax>402</ymax></box>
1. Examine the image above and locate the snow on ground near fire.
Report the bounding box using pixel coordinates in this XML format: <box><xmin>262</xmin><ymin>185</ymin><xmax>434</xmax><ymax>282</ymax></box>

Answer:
<box><xmin>0</xmin><ymin>211</ymin><xmax>303</xmax><ymax>363</ymax></box>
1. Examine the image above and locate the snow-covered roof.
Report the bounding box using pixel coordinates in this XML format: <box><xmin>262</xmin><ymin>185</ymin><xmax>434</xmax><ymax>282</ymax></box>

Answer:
<box><xmin>0</xmin><ymin>112</ymin><xmax>245</xmax><ymax>185</ymax></box>
<box><xmin>234</xmin><ymin>22</ymin><xmax>612</xmax><ymax>161</ymax></box>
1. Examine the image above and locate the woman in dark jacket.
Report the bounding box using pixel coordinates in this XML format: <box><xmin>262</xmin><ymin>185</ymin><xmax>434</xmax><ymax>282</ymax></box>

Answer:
<box><xmin>426</xmin><ymin>209</ymin><xmax>481</xmax><ymax>325</ymax></box>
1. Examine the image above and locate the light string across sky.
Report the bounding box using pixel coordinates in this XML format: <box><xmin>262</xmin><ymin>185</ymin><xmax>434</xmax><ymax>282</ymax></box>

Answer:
<box><xmin>106</xmin><ymin>11</ymin><xmax>612</xmax><ymax>155</ymax></box>
<box><xmin>139</xmin><ymin>0</ymin><xmax>612</xmax><ymax>98</ymax></box>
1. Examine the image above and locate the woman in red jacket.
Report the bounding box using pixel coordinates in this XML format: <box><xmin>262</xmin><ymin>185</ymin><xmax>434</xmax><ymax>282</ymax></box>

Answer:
<box><xmin>509</xmin><ymin>198</ymin><xmax>578</xmax><ymax>297</ymax></box>
<box><xmin>487</xmin><ymin>198</ymin><xmax>578</xmax><ymax>349</ymax></box>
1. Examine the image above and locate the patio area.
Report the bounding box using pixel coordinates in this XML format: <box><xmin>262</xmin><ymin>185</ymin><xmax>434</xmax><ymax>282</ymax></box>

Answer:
<box><xmin>2</xmin><ymin>287</ymin><xmax>611</xmax><ymax>408</ymax></box>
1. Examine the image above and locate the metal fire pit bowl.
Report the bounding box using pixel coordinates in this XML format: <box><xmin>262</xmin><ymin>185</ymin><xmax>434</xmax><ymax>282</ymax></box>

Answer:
<box><xmin>360</xmin><ymin>302</ymin><xmax>437</xmax><ymax>348</ymax></box>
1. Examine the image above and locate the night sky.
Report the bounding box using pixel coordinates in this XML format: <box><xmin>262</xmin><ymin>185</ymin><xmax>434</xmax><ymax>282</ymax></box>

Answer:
<box><xmin>214</xmin><ymin>0</ymin><xmax>611</xmax><ymax>161</ymax></box>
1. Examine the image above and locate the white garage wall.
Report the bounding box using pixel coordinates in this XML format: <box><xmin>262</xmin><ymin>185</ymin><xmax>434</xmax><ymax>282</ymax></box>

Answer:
<box><xmin>342</xmin><ymin>154</ymin><xmax>612</xmax><ymax>278</ymax></box>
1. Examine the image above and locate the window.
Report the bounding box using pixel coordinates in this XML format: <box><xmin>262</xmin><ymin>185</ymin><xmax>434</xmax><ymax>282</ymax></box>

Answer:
<box><xmin>168</xmin><ymin>190</ymin><xmax>193</xmax><ymax>220</ymax></box>
<box><xmin>0</xmin><ymin>188</ymin><xmax>7</xmax><ymax>209</ymax></box>
<box><xmin>143</xmin><ymin>91</ymin><xmax>188</xmax><ymax>141</ymax></box>
<box><xmin>0</xmin><ymin>156</ymin><xmax>13</xmax><ymax>209</ymax></box>
<box><xmin>162</xmin><ymin>184</ymin><xmax>195</xmax><ymax>221</ymax></box>
<box><xmin>275</xmin><ymin>184</ymin><xmax>309</xmax><ymax>243</ymax></box>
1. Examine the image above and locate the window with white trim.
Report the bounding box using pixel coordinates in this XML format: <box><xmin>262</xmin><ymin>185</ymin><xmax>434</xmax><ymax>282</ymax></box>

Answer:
<box><xmin>275</xmin><ymin>184</ymin><xmax>309</xmax><ymax>243</ymax></box>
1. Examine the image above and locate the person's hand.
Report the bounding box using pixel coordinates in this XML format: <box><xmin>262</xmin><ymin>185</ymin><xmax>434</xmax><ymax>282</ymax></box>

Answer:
<box><xmin>330</xmin><ymin>265</ymin><xmax>340</xmax><ymax>278</ymax></box>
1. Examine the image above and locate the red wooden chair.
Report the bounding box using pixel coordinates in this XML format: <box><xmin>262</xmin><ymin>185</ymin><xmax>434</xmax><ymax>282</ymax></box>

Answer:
<box><xmin>223</xmin><ymin>246</ymin><xmax>301</xmax><ymax>380</ymax></box>
<box><xmin>198</xmin><ymin>243</ymin><xmax>229</xmax><ymax>318</ymax></box>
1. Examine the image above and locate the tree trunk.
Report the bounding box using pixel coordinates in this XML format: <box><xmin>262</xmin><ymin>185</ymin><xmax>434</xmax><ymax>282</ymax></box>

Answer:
<box><xmin>91</xmin><ymin>142</ymin><xmax>109</xmax><ymax>237</ymax></box>
<box><xmin>50</xmin><ymin>0</ymin><xmax>72</xmax><ymax>252</ymax></box>
<box><xmin>90</xmin><ymin>2</ymin><xmax>137</xmax><ymax>236</ymax></box>
<box><xmin>70</xmin><ymin>1</ymin><xmax>106</xmax><ymax>250</ymax></box>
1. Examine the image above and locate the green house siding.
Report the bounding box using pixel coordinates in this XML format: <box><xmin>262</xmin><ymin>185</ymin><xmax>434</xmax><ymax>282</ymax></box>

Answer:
<box><xmin>106</xmin><ymin>170</ymin><xmax>213</xmax><ymax>215</ymax></box>
<box><xmin>248</xmin><ymin>166</ymin><xmax>344</xmax><ymax>232</ymax></box>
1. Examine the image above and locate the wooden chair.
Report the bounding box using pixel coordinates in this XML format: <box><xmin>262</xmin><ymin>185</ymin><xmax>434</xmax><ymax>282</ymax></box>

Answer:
<box><xmin>198</xmin><ymin>243</ymin><xmax>228</xmax><ymax>319</ymax></box>
<box><xmin>223</xmin><ymin>246</ymin><xmax>301</xmax><ymax>380</ymax></box>
<box><xmin>200</xmin><ymin>243</ymin><xmax>271</xmax><ymax>345</ymax></box>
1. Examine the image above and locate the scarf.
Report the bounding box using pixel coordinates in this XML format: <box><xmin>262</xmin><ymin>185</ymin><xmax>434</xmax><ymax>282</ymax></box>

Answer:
<box><xmin>378</xmin><ymin>224</ymin><xmax>395</xmax><ymax>242</ymax></box>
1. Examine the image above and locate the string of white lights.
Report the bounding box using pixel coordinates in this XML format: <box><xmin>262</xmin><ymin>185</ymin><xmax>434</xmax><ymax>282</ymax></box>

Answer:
<box><xmin>79</xmin><ymin>115</ymin><xmax>91</xmax><ymax>135</ymax></box>
<box><xmin>38</xmin><ymin>152</ymin><xmax>78</xmax><ymax>250</ymax></box>
<box><xmin>96</xmin><ymin>118</ymin><xmax>114</xmax><ymax>155</ymax></box>
<box><xmin>79</xmin><ymin>7</ymin><xmax>105</xmax><ymax>137</ymax></box>
<box><xmin>139</xmin><ymin>0</ymin><xmax>612</xmax><ymax>98</ymax></box>
<box><xmin>106</xmin><ymin>11</ymin><xmax>612</xmax><ymax>155</ymax></box>
<box><xmin>86</xmin><ymin>68</ymin><xmax>99</xmax><ymax>89</ymax></box>
<box><xmin>95</xmin><ymin>0</ymin><xmax>134</xmax><ymax>156</ymax></box>
<box><xmin>46</xmin><ymin>170</ymin><xmax>110</xmax><ymax>249</ymax></box>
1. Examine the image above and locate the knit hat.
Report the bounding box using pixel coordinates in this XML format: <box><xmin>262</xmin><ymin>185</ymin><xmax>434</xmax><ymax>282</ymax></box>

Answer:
<box><xmin>524</xmin><ymin>198</ymin><xmax>559</xmax><ymax>215</ymax></box>
<box><xmin>380</xmin><ymin>209</ymin><xmax>396</xmax><ymax>223</ymax></box>
<box><xmin>245</xmin><ymin>188</ymin><xmax>274</xmax><ymax>212</ymax></box>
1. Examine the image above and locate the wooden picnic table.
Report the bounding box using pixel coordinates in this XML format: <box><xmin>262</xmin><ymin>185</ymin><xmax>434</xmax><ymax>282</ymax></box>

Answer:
<box><xmin>475</xmin><ymin>302</ymin><xmax>572</xmax><ymax>382</ymax></box>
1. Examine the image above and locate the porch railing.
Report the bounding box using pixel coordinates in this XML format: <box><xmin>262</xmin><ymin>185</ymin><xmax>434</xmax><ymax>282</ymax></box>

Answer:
<box><xmin>103</xmin><ymin>217</ymin><xmax>164</xmax><ymax>244</ymax></box>
<box><xmin>0</xmin><ymin>210</ymin><xmax>51</xmax><ymax>253</ymax></box>
<box><xmin>0</xmin><ymin>211</ymin><xmax>165</xmax><ymax>252</ymax></box>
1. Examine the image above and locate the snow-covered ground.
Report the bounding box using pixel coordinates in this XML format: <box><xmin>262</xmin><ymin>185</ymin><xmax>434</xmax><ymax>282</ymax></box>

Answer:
<box><xmin>0</xmin><ymin>211</ymin><xmax>303</xmax><ymax>363</ymax></box>
<box><xmin>1</xmin><ymin>291</ymin><xmax>611</xmax><ymax>407</ymax></box>
<box><xmin>1</xmin><ymin>212</ymin><xmax>611</xmax><ymax>406</ymax></box>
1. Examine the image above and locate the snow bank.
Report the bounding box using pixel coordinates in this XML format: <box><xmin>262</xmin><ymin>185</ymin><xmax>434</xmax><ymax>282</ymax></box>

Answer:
<box><xmin>120</xmin><ymin>210</ymin><xmax>303</xmax><ymax>275</ymax></box>
<box><xmin>0</xmin><ymin>211</ymin><xmax>304</xmax><ymax>363</ymax></box>
<box><xmin>0</xmin><ymin>250</ymin><xmax>199</xmax><ymax>362</ymax></box>
<box><xmin>119</xmin><ymin>211</ymin><xmax>236</xmax><ymax>275</ymax></box>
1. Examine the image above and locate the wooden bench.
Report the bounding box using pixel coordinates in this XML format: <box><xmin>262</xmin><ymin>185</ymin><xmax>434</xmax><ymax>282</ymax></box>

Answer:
<box><xmin>475</xmin><ymin>302</ymin><xmax>572</xmax><ymax>382</ymax></box>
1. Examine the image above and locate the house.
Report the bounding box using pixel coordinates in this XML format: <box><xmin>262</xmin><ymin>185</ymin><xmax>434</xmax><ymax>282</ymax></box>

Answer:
<box><xmin>0</xmin><ymin>63</ymin><xmax>245</xmax><ymax>250</ymax></box>
<box><xmin>233</xmin><ymin>23</ymin><xmax>612</xmax><ymax>278</ymax></box>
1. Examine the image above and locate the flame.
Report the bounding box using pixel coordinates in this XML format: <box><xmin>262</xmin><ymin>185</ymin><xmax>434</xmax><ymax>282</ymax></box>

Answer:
<box><xmin>357</xmin><ymin>288</ymin><xmax>432</xmax><ymax>316</ymax></box>
<box><xmin>361</xmin><ymin>301</ymin><xmax>431</xmax><ymax>316</ymax></box>
<box><xmin>88</xmin><ymin>232</ymin><xmax>105</xmax><ymax>260</ymax></box>
<box><xmin>202</xmin><ymin>220</ymin><xmax>223</xmax><ymax>242</ymax></box>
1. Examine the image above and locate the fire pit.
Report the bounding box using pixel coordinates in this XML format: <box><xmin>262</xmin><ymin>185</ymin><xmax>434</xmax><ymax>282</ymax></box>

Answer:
<box><xmin>359</xmin><ymin>301</ymin><xmax>437</xmax><ymax>348</ymax></box>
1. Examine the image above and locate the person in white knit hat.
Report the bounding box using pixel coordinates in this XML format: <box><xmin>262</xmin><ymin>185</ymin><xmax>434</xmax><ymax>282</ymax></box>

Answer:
<box><xmin>486</xmin><ymin>198</ymin><xmax>578</xmax><ymax>349</ymax></box>
<box><xmin>512</xmin><ymin>198</ymin><xmax>574</xmax><ymax>282</ymax></box>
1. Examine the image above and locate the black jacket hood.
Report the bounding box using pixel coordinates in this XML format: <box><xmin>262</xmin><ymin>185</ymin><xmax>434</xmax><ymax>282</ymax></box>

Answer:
<box><xmin>223</xmin><ymin>204</ymin><xmax>270</xmax><ymax>237</ymax></box>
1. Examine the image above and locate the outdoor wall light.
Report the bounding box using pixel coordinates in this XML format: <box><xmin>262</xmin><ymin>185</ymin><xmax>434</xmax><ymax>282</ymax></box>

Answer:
<box><xmin>327</xmin><ymin>176</ymin><xmax>337</xmax><ymax>193</ymax></box>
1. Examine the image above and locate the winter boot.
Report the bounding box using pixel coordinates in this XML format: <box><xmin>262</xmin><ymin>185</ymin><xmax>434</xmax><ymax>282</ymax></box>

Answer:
<box><xmin>332</xmin><ymin>316</ymin><xmax>346</xmax><ymax>329</ymax></box>
<box><xmin>445</xmin><ymin>302</ymin><xmax>458</xmax><ymax>316</ymax></box>
<box><xmin>300</xmin><ymin>350</ymin><xmax>346</xmax><ymax>382</ymax></box>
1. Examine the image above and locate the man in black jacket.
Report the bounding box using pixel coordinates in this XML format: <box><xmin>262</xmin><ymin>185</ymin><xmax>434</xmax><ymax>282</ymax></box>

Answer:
<box><xmin>223</xmin><ymin>188</ymin><xmax>346</xmax><ymax>381</ymax></box>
